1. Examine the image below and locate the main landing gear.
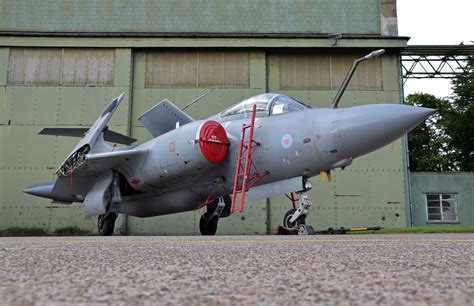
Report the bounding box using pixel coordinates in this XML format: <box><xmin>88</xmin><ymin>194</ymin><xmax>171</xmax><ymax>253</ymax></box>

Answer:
<box><xmin>199</xmin><ymin>195</ymin><xmax>231</xmax><ymax>235</ymax></box>
<box><xmin>98</xmin><ymin>213</ymin><xmax>117</xmax><ymax>236</ymax></box>
<box><xmin>98</xmin><ymin>172</ymin><xmax>122</xmax><ymax>236</ymax></box>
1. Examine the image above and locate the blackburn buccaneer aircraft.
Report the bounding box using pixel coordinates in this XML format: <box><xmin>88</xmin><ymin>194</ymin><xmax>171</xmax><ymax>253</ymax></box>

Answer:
<box><xmin>24</xmin><ymin>49</ymin><xmax>435</xmax><ymax>235</ymax></box>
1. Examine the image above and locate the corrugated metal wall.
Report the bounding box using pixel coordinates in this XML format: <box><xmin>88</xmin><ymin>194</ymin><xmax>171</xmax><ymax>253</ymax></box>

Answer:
<box><xmin>0</xmin><ymin>47</ymin><xmax>131</xmax><ymax>233</ymax></box>
<box><xmin>0</xmin><ymin>46</ymin><xmax>407</xmax><ymax>234</ymax></box>
<box><xmin>0</xmin><ymin>0</ymin><xmax>382</xmax><ymax>35</ymax></box>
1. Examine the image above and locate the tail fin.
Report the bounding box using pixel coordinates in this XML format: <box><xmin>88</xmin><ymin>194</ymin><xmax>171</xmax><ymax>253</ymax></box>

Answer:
<box><xmin>56</xmin><ymin>93</ymin><xmax>126</xmax><ymax>176</ymax></box>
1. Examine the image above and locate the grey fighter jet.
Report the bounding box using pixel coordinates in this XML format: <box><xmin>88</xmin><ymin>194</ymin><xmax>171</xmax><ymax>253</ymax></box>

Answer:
<box><xmin>24</xmin><ymin>50</ymin><xmax>435</xmax><ymax>235</ymax></box>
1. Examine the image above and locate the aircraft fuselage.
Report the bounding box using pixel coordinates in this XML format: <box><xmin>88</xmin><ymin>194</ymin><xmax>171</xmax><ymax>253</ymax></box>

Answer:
<box><xmin>118</xmin><ymin>104</ymin><xmax>433</xmax><ymax>217</ymax></box>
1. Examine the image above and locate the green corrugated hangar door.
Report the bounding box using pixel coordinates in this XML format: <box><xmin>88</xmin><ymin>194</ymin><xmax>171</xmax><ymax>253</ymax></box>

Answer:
<box><xmin>1</xmin><ymin>47</ymin><xmax>130</xmax><ymax>233</ymax></box>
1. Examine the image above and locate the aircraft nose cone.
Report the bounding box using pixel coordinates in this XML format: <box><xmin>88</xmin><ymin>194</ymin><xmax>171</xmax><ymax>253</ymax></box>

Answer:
<box><xmin>23</xmin><ymin>182</ymin><xmax>54</xmax><ymax>199</ymax></box>
<box><xmin>339</xmin><ymin>104</ymin><xmax>435</xmax><ymax>158</ymax></box>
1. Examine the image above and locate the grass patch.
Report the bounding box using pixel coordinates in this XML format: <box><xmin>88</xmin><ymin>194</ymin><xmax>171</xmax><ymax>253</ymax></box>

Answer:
<box><xmin>374</xmin><ymin>225</ymin><xmax>474</xmax><ymax>234</ymax></box>
<box><xmin>53</xmin><ymin>226</ymin><xmax>91</xmax><ymax>236</ymax></box>
<box><xmin>0</xmin><ymin>226</ymin><xmax>91</xmax><ymax>236</ymax></box>
<box><xmin>0</xmin><ymin>227</ymin><xmax>48</xmax><ymax>237</ymax></box>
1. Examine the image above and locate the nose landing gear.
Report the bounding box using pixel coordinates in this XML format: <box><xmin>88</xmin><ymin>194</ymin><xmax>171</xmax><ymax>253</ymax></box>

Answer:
<box><xmin>282</xmin><ymin>178</ymin><xmax>313</xmax><ymax>232</ymax></box>
<box><xmin>282</xmin><ymin>191</ymin><xmax>312</xmax><ymax>228</ymax></box>
<box><xmin>283</xmin><ymin>208</ymin><xmax>306</xmax><ymax>228</ymax></box>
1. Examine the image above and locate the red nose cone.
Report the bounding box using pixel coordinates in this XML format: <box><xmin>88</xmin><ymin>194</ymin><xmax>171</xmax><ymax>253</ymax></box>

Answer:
<box><xmin>199</xmin><ymin>120</ymin><xmax>229</xmax><ymax>162</ymax></box>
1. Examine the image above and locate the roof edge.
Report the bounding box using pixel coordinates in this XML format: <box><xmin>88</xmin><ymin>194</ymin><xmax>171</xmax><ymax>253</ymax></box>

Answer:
<box><xmin>0</xmin><ymin>31</ymin><xmax>410</xmax><ymax>40</ymax></box>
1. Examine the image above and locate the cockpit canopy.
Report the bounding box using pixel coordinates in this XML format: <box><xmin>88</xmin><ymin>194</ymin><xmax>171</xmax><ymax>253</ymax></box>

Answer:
<box><xmin>219</xmin><ymin>93</ymin><xmax>311</xmax><ymax>119</ymax></box>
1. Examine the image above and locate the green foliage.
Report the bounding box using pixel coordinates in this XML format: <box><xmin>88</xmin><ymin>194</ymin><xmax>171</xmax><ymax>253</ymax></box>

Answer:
<box><xmin>406</xmin><ymin>93</ymin><xmax>454</xmax><ymax>171</ymax></box>
<box><xmin>448</xmin><ymin>56</ymin><xmax>474</xmax><ymax>171</ymax></box>
<box><xmin>406</xmin><ymin>57</ymin><xmax>473</xmax><ymax>172</ymax></box>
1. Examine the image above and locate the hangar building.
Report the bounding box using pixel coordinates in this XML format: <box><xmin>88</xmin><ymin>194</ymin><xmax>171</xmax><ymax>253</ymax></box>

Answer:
<box><xmin>1</xmin><ymin>0</ymin><xmax>469</xmax><ymax>234</ymax></box>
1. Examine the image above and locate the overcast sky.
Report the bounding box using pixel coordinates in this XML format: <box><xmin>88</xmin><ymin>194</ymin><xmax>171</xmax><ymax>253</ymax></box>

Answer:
<box><xmin>397</xmin><ymin>0</ymin><xmax>473</xmax><ymax>98</ymax></box>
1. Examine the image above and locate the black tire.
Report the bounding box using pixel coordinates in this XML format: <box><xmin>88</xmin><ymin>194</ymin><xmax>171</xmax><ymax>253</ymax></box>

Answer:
<box><xmin>283</xmin><ymin>208</ymin><xmax>306</xmax><ymax>228</ymax></box>
<box><xmin>199</xmin><ymin>213</ymin><xmax>218</xmax><ymax>236</ymax></box>
<box><xmin>98</xmin><ymin>213</ymin><xmax>117</xmax><ymax>236</ymax></box>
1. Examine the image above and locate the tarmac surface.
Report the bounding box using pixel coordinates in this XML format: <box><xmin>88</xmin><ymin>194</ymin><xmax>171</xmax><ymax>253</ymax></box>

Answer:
<box><xmin>0</xmin><ymin>234</ymin><xmax>473</xmax><ymax>305</ymax></box>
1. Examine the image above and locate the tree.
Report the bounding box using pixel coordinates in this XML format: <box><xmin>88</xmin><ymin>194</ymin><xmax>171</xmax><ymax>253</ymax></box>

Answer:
<box><xmin>406</xmin><ymin>93</ymin><xmax>455</xmax><ymax>171</ymax></box>
<box><xmin>406</xmin><ymin>56</ymin><xmax>473</xmax><ymax>172</ymax></box>
<box><xmin>447</xmin><ymin>56</ymin><xmax>474</xmax><ymax>171</ymax></box>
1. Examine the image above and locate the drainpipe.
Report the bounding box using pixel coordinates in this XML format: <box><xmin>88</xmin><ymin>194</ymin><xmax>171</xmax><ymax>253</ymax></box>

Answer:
<box><xmin>399</xmin><ymin>54</ymin><xmax>414</xmax><ymax>227</ymax></box>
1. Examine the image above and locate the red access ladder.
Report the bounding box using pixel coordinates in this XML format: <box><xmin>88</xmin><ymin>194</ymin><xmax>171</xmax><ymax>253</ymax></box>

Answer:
<box><xmin>230</xmin><ymin>104</ymin><xmax>269</xmax><ymax>213</ymax></box>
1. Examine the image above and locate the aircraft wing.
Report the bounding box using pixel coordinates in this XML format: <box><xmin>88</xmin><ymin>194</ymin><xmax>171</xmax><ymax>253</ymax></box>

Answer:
<box><xmin>39</xmin><ymin>128</ymin><xmax>137</xmax><ymax>145</ymax></box>
<box><xmin>139</xmin><ymin>99</ymin><xmax>194</xmax><ymax>137</ymax></box>
<box><xmin>65</xmin><ymin>147</ymin><xmax>148</xmax><ymax>176</ymax></box>
<box><xmin>35</xmin><ymin>147</ymin><xmax>148</xmax><ymax>203</ymax></box>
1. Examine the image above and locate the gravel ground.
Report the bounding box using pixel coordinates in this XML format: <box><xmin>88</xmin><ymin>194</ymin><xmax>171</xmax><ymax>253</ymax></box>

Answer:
<box><xmin>0</xmin><ymin>234</ymin><xmax>473</xmax><ymax>305</ymax></box>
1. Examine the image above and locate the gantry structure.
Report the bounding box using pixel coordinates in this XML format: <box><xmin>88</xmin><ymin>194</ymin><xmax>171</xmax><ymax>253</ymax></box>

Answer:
<box><xmin>401</xmin><ymin>44</ymin><xmax>473</xmax><ymax>83</ymax></box>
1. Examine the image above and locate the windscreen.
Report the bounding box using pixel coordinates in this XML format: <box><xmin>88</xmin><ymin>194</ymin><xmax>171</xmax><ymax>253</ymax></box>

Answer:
<box><xmin>271</xmin><ymin>96</ymin><xmax>308</xmax><ymax>115</ymax></box>
<box><xmin>220</xmin><ymin>93</ymin><xmax>276</xmax><ymax>118</ymax></box>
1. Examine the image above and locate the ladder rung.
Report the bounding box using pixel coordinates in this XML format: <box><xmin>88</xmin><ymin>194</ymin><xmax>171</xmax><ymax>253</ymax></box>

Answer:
<box><xmin>231</xmin><ymin>104</ymin><xmax>259</xmax><ymax>213</ymax></box>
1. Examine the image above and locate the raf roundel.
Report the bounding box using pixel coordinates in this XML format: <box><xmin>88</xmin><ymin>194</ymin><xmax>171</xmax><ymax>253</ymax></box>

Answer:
<box><xmin>280</xmin><ymin>133</ymin><xmax>293</xmax><ymax>149</ymax></box>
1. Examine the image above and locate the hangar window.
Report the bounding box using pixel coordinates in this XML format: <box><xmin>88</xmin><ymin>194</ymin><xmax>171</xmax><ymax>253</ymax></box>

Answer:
<box><xmin>62</xmin><ymin>49</ymin><xmax>115</xmax><ymax>86</ymax></box>
<box><xmin>425</xmin><ymin>193</ymin><xmax>459</xmax><ymax>223</ymax></box>
<box><xmin>145</xmin><ymin>51</ymin><xmax>249</xmax><ymax>88</ymax></box>
<box><xmin>198</xmin><ymin>52</ymin><xmax>249</xmax><ymax>87</ymax></box>
<box><xmin>8</xmin><ymin>48</ymin><xmax>115</xmax><ymax>86</ymax></box>
<box><xmin>331</xmin><ymin>54</ymin><xmax>382</xmax><ymax>90</ymax></box>
<box><xmin>146</xmin><ymin>52</ymin><xmax>198</xmax><ymax>87</ymax></box>
<box><xmin>280</xmin><ymin>54</ymin><xmax>331</xmax><ymax>90</ymax></box>
<box><xmin>279</xmin><ymin>53</ymin><xmax>382</xmax><ymax>90</ymax></box>
<box><xmin>8</xmin><ymin>48</ymin><xmax>62</xmax><ymax>85</ymax></box>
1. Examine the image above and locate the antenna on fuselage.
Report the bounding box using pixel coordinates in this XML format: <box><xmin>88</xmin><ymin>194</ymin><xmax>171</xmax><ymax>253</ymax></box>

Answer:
<box><xmin>181</xmin><ymin>88</ymin><xmax>215</xmax><ymax>111</ymax></box>
<box><xmin>330</xmin><ymin>49</ymin><xmax>385</xmax><ymax>109</ymax></box>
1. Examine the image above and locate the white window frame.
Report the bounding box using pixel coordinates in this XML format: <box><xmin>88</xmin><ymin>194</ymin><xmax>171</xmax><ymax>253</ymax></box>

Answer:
<box><xmin>424</xmin><ymin>193</ymin><xmax>459</xmax><ymax>223</ymax></box>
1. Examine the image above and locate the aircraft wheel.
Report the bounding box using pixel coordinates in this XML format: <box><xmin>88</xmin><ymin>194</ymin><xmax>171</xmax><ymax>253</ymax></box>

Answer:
<box><xmin>98</xmin><ymin>213</ymin><xmax>117</xmax><ymax>236</ymax></box>
<box><xmin>283</xmin><ymin>208</ymin><xmax>305</xmax><ymax>228</ymax></box>
<box><xmin>199</xmin><ymin>213</ymin><xmax>218</xmax><ymax>236</ymax></box>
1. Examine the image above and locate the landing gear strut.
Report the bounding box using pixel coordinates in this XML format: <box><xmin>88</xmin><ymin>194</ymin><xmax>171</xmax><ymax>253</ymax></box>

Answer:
<box><xmin>98</xmin><ymin>172</ymin><xmax>122</xmax><ymax>236</ymax></box>
<box><xmin>199</xmin><ymin>196</ymin><xmax>230</xmax><ymax>235</ymax></box>
<box><xmin>283</xmin><ymin>180</ymin><xmax>313</xmax><ymax>229</ymax></box>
